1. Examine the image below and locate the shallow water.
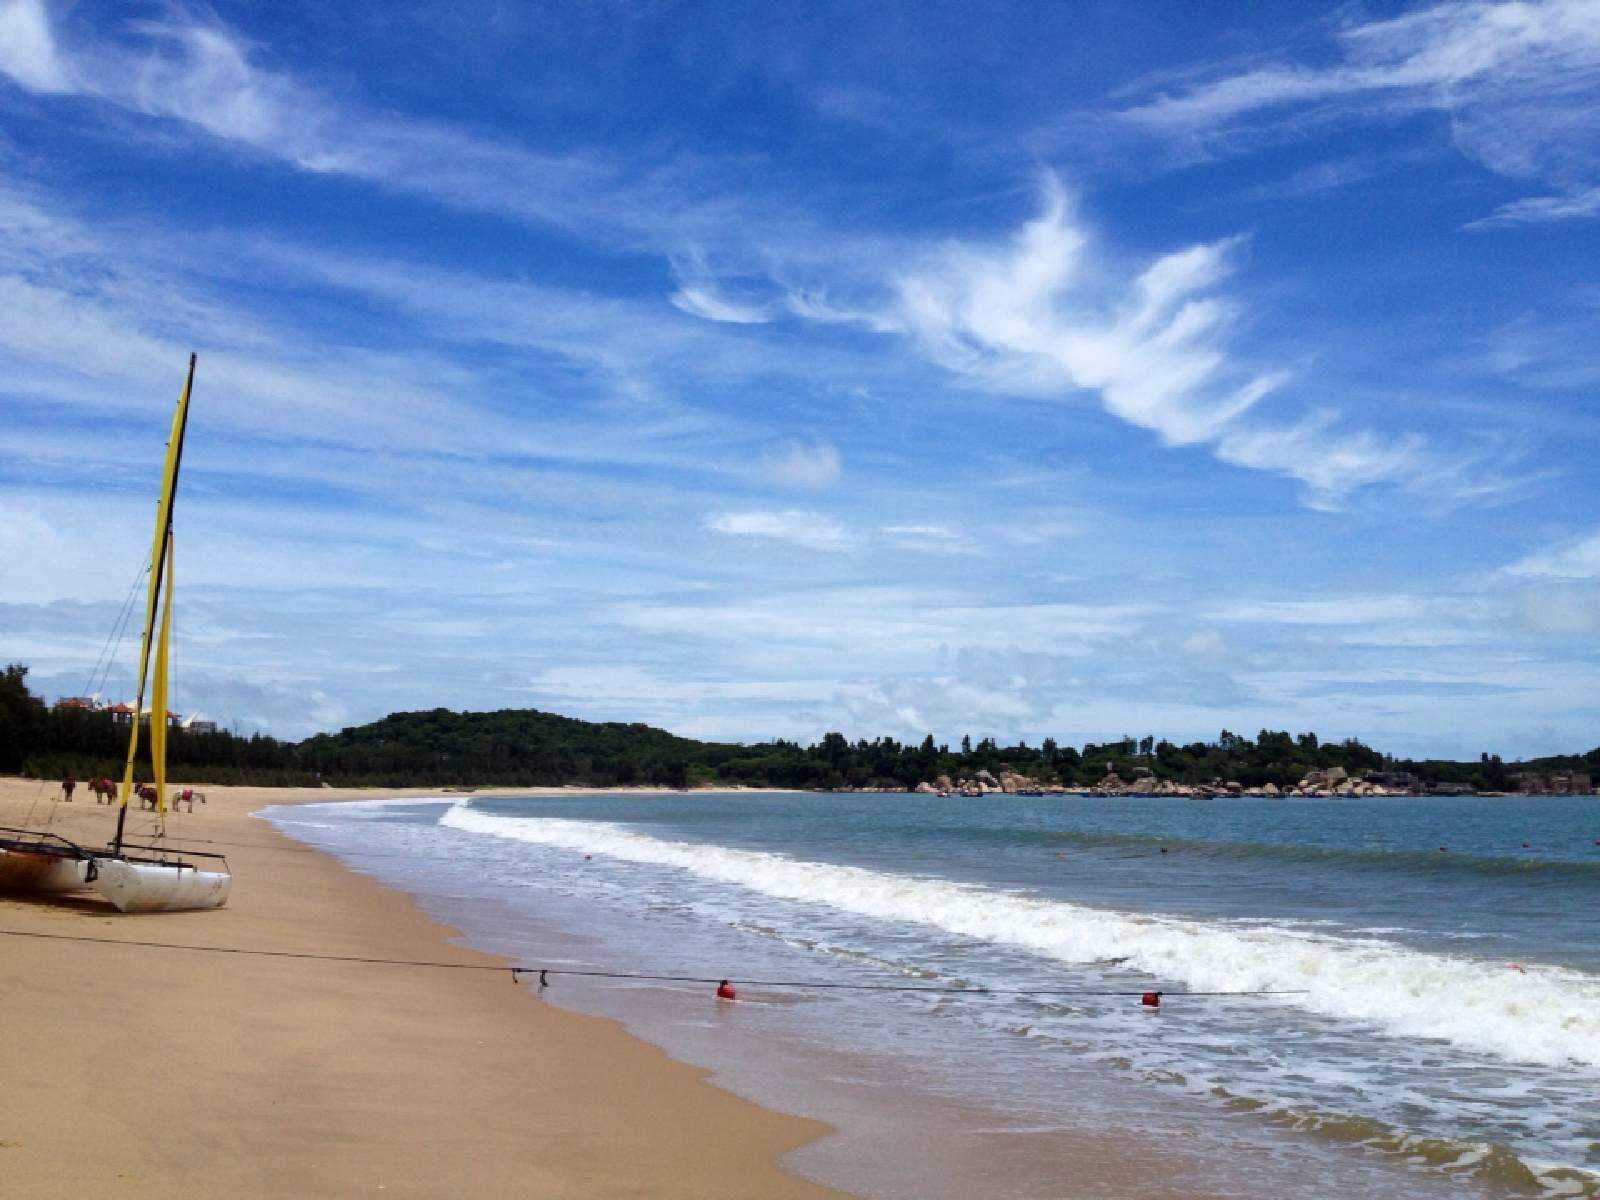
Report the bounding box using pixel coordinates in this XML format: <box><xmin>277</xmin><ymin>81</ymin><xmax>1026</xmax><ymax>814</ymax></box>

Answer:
<box><xmin>263</xmin><ymin>792</ymin><xmax>1600</xmax><ymax>1200</ymax></box>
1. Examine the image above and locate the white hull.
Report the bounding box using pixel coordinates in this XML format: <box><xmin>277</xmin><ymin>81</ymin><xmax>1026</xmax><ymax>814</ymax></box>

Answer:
<box><xmin>0</xmin><ymin>846</ymin><xmax>90</xmax><ymax>893</ymax></box>
<box><xmin>91</xmin><ymin>857</ymin><xmax>231</xmax><ymax>912</ymax></box>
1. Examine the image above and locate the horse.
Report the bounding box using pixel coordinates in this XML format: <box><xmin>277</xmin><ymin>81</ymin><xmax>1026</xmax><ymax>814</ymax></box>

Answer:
<box><xmin>134</xmin><ymin>783</ymin><xmax>159</xmax><ymax>810</ymax></box>
<box><xmin>88</xmin><ymin>777</ymin><xmax>117</xmax><ymax>804</ymax></box>
<box><xmin>172</xmin><ymin>787</ymin><xmax>206</xmax><ymax>813</ymax></box>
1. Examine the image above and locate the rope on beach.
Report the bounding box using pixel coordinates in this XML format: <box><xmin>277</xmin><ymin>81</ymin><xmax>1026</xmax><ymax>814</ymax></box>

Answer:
<box><xmin>0</xmin><ymin>928</ymin><xmax>1304</xmax><ymax>1003</ymax></box>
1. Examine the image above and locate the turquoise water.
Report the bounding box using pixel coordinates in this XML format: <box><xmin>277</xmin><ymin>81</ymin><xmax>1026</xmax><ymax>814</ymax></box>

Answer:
<box><xmin>265</xmin><ymin>792</ymin><xmax>1600</xmax><ymax>1199</ymax></box>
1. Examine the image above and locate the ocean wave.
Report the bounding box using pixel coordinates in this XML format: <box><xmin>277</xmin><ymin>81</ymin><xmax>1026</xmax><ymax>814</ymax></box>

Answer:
<box><xmin>439</xmin><ymin>803</ymin><xmax>1600</xmax><ymax>1070</ymax></box>
<box><xmin>1014</xmin><ymin>827</ymin><xmax>1600</xmax><ymax>878</ymax></box>
<box><xmin>1219</xmin><ymin>1095</ymin><xmax>1596</xmax><ymax>1199</ymax></box>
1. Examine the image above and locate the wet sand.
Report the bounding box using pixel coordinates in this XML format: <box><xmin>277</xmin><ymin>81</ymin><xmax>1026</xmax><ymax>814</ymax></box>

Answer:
<box><xmin>0</xmin><ymin>778</ymin><xmax>847</xmax><ymax>1199</ymax></box>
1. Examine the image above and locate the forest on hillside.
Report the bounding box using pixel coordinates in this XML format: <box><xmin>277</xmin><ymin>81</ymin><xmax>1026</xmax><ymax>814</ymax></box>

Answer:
<box><xmin>4</xmin><ymin>664</ymin><xmax>1595</xmax><ymax>793</ymax></box>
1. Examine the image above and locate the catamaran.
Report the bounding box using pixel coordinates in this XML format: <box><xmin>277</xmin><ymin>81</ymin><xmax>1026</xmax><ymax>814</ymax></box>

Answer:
<box><xmin>0</xmin><ymin>828</ymin><xmax>92</xmax><ymax>892</ymax></box>
<box><xmin>0</xmin><ymin>354</ymin><xmax>231</xmax><ymax>912</ymax></box>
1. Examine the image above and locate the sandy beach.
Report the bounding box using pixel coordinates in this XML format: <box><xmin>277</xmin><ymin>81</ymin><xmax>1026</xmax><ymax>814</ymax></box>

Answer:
<box><xmin>0</xmin><ymin>778</ymin><xmax>848</xmax><ymax>1199</ymax></box>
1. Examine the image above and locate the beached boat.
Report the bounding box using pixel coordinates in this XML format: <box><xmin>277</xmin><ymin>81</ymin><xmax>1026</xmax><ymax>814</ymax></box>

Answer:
<box><xmin>92</xmin><ymin>853</ymin><xmax>230</xmax><ymax>912</ymax></box>
<box><xmin>0</xmin><ymin>828</ymin><xmax>91</xmax><ymax>892</ymax></box>
<box><xmin>91</xmin><ymin>354</ymin><xmax>231</xmax><ymax>912</ymax></box>
<box><xmin>0</xmin><ymin>356</ymin><xmax>231</xmax><ymax>911</ymax></box>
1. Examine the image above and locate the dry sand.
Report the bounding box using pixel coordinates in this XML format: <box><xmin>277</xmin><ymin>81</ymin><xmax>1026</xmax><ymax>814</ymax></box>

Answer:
<box><xmin>0</xmin><ymin>778</ymin><xmax>849</xmax><ymax>1199</ymax></box>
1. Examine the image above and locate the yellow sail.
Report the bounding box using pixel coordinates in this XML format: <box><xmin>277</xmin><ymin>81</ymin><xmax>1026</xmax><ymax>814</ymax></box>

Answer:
<box><xmin>148</xmin><ymin>537</ymin><xmax>174</xmax><ymax>815</ymax></box>
<box><xmin>117</xmin><ymin>355</ymin><xmax>196</xmax><ymax>815</ymax></box>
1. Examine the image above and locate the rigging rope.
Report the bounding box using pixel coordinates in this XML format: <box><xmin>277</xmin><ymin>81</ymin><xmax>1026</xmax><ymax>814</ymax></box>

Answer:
<box><xmin>0</xmin><ymin>928</ymin><xmax>1305</xmax><ymax>1000</ymax></box>
<box><xmin>81</xmin><ymin>561</ymin><xmax>150</xmax><ymax>701</ymax></box>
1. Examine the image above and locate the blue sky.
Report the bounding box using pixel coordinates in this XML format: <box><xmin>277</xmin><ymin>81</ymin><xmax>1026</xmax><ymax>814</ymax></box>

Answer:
<box><xmin>2</xmin><ymin>0</ymin><xmax>1598</xmax><ymax>758</ymax></box>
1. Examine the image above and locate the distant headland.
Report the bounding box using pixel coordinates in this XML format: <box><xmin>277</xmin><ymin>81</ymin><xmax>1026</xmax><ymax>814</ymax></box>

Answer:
<box><xmin>6</xmin><ymin>663</ymin><xmax>1593</xmax><ymax>796</ymax></box>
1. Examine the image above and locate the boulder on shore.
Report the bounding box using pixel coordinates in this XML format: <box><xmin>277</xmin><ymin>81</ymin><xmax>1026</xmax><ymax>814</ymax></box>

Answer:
<box><xmin>1299</xmin><ymin>767</ymin><xmax>1348</xmax><ymax>791</ymax></box>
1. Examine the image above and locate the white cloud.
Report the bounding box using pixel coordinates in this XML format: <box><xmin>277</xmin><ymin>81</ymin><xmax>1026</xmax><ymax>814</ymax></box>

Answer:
<box><xmin>1181</xmin><ymin>629</ymin><xmax>1228</xmax><ymax>658</ymax></box>
<box><xmin>879</xmin><ymin>523</ymin><xmax>975</xmax><ymax>555</ymax></box>
<box><xmin>890</xmin><ymin>180</ymin><xmax>1282</xmax><ymax>447</ymax></box>
<box><xmin>1512</xmin><ymin>585</ymin><xmax>1600</xmax><ymax>634</ymax></box>
<box><xmin>1213</xmin><ymin>415</ymin><xmax>1433</xmax><ymax>512</ymax></box>
<box><xmin>881</xmin><ymin>523</ymin><xmax>958</xmax><ymax>539</ymax></box>
<box><xmin>761</xmin><ymin>440</ymin><xmax>843</xmax><ymax>488</ymax></box>
<box><xmin>1470</xmin><ymin>185</ymin><xmax>1600</xmax><ymax>228</ymax></box>
<box><xmin>670</xmin><ymin>284</ymin><xmax>771</xmax><ymax>324</ymax></box>
<box><xmin>0</xmin><ymin>0</ymin><xmax>68</xmax><ymax>92</ymax></box>
<box><xmin>852</xmin><ymin>177</ymin><xmax>1469</xmax><ymax>508</ymax></box>
<box><xmin>0</xmin><ymin>6</ymin><xmax>748</xmax><ymax>249</ymax></box>
<box><xmin>1207</xmin><ymin>596</ymin><xmax>1431</xmax><ymax>626</ymax></box>
<box><xmin>704</xmin><ymin>509</ymin><xmax>855</xmax><ymax>552</ymax></box>
<box><xmin>1118</xmin><ymin>0</ymin><xmax>1600</xmax><ymax>220</ymax></box>
<box><xmin>527</xmin><ymin>665</ymin><xmax>810</xmax><ymax>707</ymax></box>
<box><xmin>1503</xmin><ymin>529</ymin><xmax>1600</xmax><ymax>578</ymax></box>
<box><xmin>615</xmin><ymin>587</ymin><xmax>1149</xmax><ymax>657</ymax></box>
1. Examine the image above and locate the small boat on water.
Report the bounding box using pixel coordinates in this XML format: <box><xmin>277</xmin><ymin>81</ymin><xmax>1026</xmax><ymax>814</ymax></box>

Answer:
<box><xmin>0</xmin><ymin>355</ymin><xmax>231</xmax><ymax>913</ymax></box>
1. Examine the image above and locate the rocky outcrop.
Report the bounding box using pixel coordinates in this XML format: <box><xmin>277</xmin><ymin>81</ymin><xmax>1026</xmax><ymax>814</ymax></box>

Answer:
<box><xmin>998</xmin><ymin>770</ymin><xmax>1046</xmax><ymax>793</ymax></box>
<box><xmin>1515</xmin><ymin>770</ymin><xmax>1593</xmax><ymax>795</ymax></box>
<box><xmin>1299</xmin><ymin>767</ymin><xmax>1347</xmax><ymax>791</ymax></box>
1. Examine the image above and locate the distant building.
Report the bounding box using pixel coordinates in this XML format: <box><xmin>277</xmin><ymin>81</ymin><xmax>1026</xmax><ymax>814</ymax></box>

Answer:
<box><xmin>103</xmin><ymin>703</ymin><xmax>183</xmax><ymax>726</ymax></box>
<box><xmin>54</xmin><ymin>696</ymin><xmax>100</xmax><ymax>711</ymax></box>
<box><xmin>186</xmin><ymin>719</ymin><xmax>218</xmax><ymax>734</ymax></box>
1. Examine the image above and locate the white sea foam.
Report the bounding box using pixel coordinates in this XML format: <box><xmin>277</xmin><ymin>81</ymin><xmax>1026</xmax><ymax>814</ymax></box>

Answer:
<box><xmin>440</xmin><ymin>803</ymin><xmax>1600</xmax><ymax>1070</ymax></box>
<box><xmin>290</xmin><ymin>797</ymin><xmax>457</xmax><ymax>818</ymax></box>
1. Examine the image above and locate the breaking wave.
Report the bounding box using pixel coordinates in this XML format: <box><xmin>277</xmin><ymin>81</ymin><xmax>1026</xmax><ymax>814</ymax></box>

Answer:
<box><xmin>440</xmin><ymin>803</ymin><xmax>1600</xmax><ymax>1070</ymax></box>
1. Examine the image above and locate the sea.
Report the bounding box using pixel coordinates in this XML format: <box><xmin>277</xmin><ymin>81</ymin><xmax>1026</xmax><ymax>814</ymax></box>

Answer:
<box><xmin>260</xmin><ymin>791</ymin><xmax>1600</xmax><ymax>1200</ymax></box>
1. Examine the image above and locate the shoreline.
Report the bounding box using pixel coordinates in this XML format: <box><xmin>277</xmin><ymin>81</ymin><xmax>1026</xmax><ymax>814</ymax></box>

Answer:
<box><xmin>0</xmin><ymin>778</ymin><xmax>849</xmax><ymax>1199</ymax></box>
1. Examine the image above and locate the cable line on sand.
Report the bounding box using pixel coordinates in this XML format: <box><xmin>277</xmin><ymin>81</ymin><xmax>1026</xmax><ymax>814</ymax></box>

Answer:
<box><xmin>0</xmin><ymin>928</ymin><xmax>1303</xmax><ymax>1006</ymax></box>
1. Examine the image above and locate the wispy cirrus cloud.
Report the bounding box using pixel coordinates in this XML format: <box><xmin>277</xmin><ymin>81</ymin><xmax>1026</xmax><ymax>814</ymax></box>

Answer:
<box><xmin>1469</xmin><ymin>184</ymin><xmax>1600</xmax><ymax>228</ymax></box>
<box><xmin>879</xmin><ymin>523</ymin><xmax>973</xmax><ymax>554</ymax></box>
<box><xmin>799</xmin><ymin>176</ymin><xmax>1492</xmax><ymax>510</ymax></box>
<box><xmin>1115</xmin><ymin>0</ymin><xmax>1600</xmax><ymax>225</ymax></box>
<box><xmin>0</xmin><ymin>0</ymin><xmax>66</xmax><ymax>91</ymax></box>
<box><xmin>669</xmin><ymin>283</ymin><xmax>772</xmax><ymax>324</ymax></box>
<box><xmin>668</xmin><ymin>248</ymin><xmax>773</xmax><ymax>324</ymax></box>
<box><xmin>1503</xmin><ymin>528</ymin><xmax>1600</xmax><ymax>579</ymax></box>
<box><xmin>888</xmin><ymin>181</ymin><xmax>1283</xmax><ymax>446</ymax></box>
<box><xmin>760</xmin><ymin>440</ymin><xmax>843</xmax><ymax>489</ymax></box>
<box><xmin>704</xmin><ymin>509</ymin><xmax>855</xmax><ymax>552</ymax></box>
<box><xmin>0</xmin><ymin>1</ymin><xmax>755</xmax><ymax>248</ymax></box>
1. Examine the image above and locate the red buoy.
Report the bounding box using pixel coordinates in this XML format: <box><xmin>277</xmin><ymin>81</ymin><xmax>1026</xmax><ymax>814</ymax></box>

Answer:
<box><xmin>1141</xmin><ymin>991</ymin><xmax>1162</xmax><ymax>1008</ymax></box>
<box><xmin>716</xmin><ymin>980</ymin><xmax>737</xmax><ymax>1000</ymax></box>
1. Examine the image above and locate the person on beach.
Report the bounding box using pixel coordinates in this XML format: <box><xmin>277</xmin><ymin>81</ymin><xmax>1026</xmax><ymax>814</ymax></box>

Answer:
<box><xmin>61</xmin><ymin>771</ymin><xmax>75</xmax><ymax>802</ymax></box>
<box><xmin>716</xmin><ymin>980</ymin><xmax>737</xmax><ymax>1000</ymax></box>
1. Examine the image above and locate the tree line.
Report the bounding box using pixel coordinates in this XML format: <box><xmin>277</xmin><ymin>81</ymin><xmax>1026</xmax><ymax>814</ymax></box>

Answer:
<box><xmin>3</xmin><ymin>664</ymin><xmax>1594</xmax><ymax>792</ymax></box>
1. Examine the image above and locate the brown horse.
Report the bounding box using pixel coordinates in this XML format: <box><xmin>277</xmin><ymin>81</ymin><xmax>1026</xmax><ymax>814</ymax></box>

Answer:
<box><xmin>88</xmin><ymin>777</ymin><xmax>117</xmax><ymax>804</ymax></box>
<box><xmin>135</xmin><ymin>783</ymin><xmax>159</xmax><ymax>810</ymax></box>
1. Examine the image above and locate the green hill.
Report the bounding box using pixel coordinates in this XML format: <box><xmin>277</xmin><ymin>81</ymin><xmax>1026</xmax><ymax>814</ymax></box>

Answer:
<box><xmin>5</xmin><ymin>663</ymin><xmax>1596</xmax><ymax>793</ymax></box>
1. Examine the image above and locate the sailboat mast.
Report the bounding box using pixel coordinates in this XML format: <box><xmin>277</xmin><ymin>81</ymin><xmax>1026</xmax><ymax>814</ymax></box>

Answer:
<box><xmin>113</xmin><ymin>353</ymin><xmax>197</xmax><ymax>855</ymax></box>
